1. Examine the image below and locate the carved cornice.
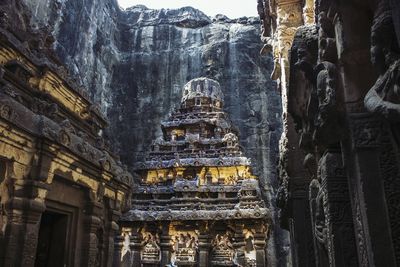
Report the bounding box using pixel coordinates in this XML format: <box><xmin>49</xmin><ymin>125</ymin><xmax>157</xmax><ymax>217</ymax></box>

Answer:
<box><xmin>122</xmin><ymin>207</ymin><xmax>271</xmax><ymax>222</ymax></box>
<box><xmin>0</xmin><ymin>29</ymin><xmax>108</xmax><ymax>128</ymax></box>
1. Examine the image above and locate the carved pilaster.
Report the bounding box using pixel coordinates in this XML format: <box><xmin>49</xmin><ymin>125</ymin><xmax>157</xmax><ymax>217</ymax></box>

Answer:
<box><xmin>129</xmin><ymin>227</ymin><xmax>142</xmax><ymax>264</ymax></box>
<box><xmin>105</xmin><ymin>210</ymin><xmax>121</xmax><ymax>267</ymax></box>
<box><xmin>198</xmin><ymin>232</ymin><xmax>211</xmax><ymax>267</ymax></box>
<box><xmin>346</xmin><ymin>113</ymin><xmax>396</xmax><ymax>266</ymax></box>
<box><xmin>275</xmin><ymin>1</ymin><xmax>303</xmax><ymax>92</ymax></box>
<box><xmin>3</xmin><ymin>197</ymin><xmax>46</xmax><ymax>267</ymax></box>
<box><xmin>2</xmin><ymin>180</ymin><xmax>48</xmax><ymax>267</ymax></box>
<box><xmin>233</xmin><ymin>224</ymin><xmax>245</xmax><ymax>266</ymax></box>
<box><xmin>160</xmin><ymin>223</ymin><xmax>172</xmax><ymax>266</ymax></box>
<box><xmin>319</xmin><ymin>150</ymin><xmax>358</xmax><ymax>267</ymax></box>
<box><xmin>113</xmin><ymin>231</ymin><xmax>124</xmax><ymax>267</ymax></box>
<box><xmin>82</xmin><ymin>201</ymin><xmax>104</xmax><ymax>267</ymax></box>
<box><xmin>254</xmin><ymin>232</ymin><xmax>267</xmax><ymax>267</ymax></box>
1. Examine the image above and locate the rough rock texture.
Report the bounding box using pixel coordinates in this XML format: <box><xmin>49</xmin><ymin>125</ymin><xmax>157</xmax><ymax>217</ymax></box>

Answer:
<box><xmin>21</xmin><ymin>0</ymin><xmax>284</xmax><ymax>265</ymax></box>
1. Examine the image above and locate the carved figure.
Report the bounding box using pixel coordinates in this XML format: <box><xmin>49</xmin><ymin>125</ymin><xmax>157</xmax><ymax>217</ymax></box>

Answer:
<box><xmin>211</xmin><ymin>232</ymin><xmax>235</xmax><ymax>264</ymax></box>
<box><xmin>141</xmin><ymin>233</ymin><xmax>160</xmax><ymax>263</ymax></box>
<box><xmin>171</xmin><ymin>232</ymin><xmax>198</xmax><ymax>264</ymax></box>
<box><xmin>313</xmin><ymin>62</ymin><xmax>343</xmax><ymax>146</ymax></box>
<box><xmin>288</xmin><ymin>25</ymin><xmax>319</xmax><ymax>151</ymax></box>
<box><xmin>365</xmin><ymin>4</ymin><xmax>400</xmax><ymax>121</ymax></box>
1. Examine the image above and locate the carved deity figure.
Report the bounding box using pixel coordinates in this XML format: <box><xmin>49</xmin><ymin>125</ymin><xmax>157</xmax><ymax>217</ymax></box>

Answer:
<box><xmin>288</xmin><ymin>25</ymin><xmax>319</xmax><ymax>152</ymax></box>
<box><xmin>141</xmin><ymin>233</ymin><xmax>161</xmax><ymax>263</ymax></box>
<box><xmin>313</xmin><ymin>62</ymin><xmax>343</xmax><ymax>147</ymax></box>
<box><xmin>171</xmin><ymin>232</ymin><xmax>198</xmax><ymax>264</ymax></box>
<box><xmin>211</xmin><ymin>233</ymin><xmax>235</xmax><ymax>258</ymax></box>
<box><xmin>365</xmin><ymin>2</ymin><xmax>400</xmax><ymax>122</ymax></box>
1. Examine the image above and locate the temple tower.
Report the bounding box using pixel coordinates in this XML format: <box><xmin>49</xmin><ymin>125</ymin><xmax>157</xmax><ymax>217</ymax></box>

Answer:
<box><xmin>119</xmin><ymin>78</ymin><xmax>270</xmax><ymax>267</ymax></box>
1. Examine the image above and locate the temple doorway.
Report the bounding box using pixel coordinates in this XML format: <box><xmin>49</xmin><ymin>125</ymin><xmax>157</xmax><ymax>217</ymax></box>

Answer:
<box><xmin>35</xmin><ymin>211</ymin><xmax>68</xmax><ymax>267</ymax></box>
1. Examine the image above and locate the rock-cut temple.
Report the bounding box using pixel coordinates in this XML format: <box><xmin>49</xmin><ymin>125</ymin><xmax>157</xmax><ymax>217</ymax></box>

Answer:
<box><xmin>118</xmin><ymin>78</ymin><xmax>271</xmax><ymax>267</ymax></box>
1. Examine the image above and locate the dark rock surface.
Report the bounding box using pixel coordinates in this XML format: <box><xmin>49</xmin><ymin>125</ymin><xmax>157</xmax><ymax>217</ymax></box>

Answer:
<box><xmin>20</xmin><ymin>0</ymin><xmax>284</xmax><ymax>264</ymax></box>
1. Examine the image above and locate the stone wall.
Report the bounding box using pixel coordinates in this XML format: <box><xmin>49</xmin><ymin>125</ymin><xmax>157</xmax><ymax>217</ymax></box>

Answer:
<box><xmin>259</xmin><ymin>0</ymin><xmax>400</xmax><ymax>266</ymax></box>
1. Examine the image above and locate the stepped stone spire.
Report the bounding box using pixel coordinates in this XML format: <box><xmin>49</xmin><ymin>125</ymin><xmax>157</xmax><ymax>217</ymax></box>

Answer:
<box><xmin>120</xmin><ymin>78</ymin><xmax>270</xmax><ymax>266</ymax></box>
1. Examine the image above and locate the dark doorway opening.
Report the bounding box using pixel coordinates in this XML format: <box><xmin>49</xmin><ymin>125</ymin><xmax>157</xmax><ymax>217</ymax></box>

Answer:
<box><xmin>35</xmin><ymin>211</ymin><xmax>68</xmax><ymax>267</ymax></box>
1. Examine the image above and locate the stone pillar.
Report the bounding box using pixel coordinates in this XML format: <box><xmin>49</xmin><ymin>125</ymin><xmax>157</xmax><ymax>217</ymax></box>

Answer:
<box><xmin>232</xmin><ymin>224</ymin><xmax>245</xmax><ymax>266</ymax></box>
<box><xmin>288</xmin><ymin>175</ymin><xmax>315</xmax><ymax>267</ymax></box>
<box><xmin>160</xmin><ymin>222</ymin><xmax>172</xmax><ymax>266</ymax></box>
<box><xmin>198</xmin><ymin>232</ymin><xmax>210</xmax><ymax>267</ymax></box>
<box><xmin>105</xmin><ymin>210</ymin><xmax>121</xmax><ymax>267</ymax></box>
<box><xmin>113</xmin><ymin>232</ymin><xmax>124</xmax><ymax>267</ymax></box>
<box><xmin>319</xmin><ymin>150</ymin><xmax>358</xmax><ymax>266</ymax></box>
<box><xmin>344</xmin><ymin>114</ymin><xmax>397</xmax><ymax>266</ymax></box>
<box><xmin>254</xmin><ymin>222</ymin><xmax>269</xmax><ymax>267</ymax></box>
<box><xmin>254</xmin><ymin>228</ymin><xmax>267</xmax><ymax>267</ymax></box>
<box><xmin>82</xmin><ymin>201</ymin><xmax>103</xmax><ymax>267</ymax></box>
<box><xmin>129</xmin><ymin>228</ymin><xmax>142</xmax><ymax>264</ymax></box>
<box><xmin>2</xmin><ymin>179</ymin><xmax>48</xmax><ymax>267</ymax></box>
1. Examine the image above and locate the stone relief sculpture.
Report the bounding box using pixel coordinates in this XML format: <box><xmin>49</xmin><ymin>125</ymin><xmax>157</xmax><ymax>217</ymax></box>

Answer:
<box><xmin>141</xmin><ymin>233</ymin><xmax>161</xmax><ymax>264</ymax></box>
<box><xmin>171</xmin><ymin>232</ymin><xmax>198</xmax><ymax>265</ymax></box>
<box><xmin>309</xmin><ymin>178</ymin><xmax>329</xmax><ymax>267</ymax></box>
<box><xmin>288</xmin><ymin>25</ymin><xmax>319</xmax><ymax>152</ymax></box>
<box><xmin>243</xmin><ymin>229</ymin><xmax>257</xmax><ymax>267</ymax></box>
<box><xmin>282</xmin><ymin>10</ymin><xmax>357</xmax><ymax>266</ymax></box>
<box><xmin>211</xmin><ymin>232</ymin><xmax>235</xmax><ymax>265</ymax></box>
<box><xmin>120</xmin><ymin>231</ymin><xmax>132</xmax><ymax>267</ymax></box>
<box><xmin>258</xmin><ymin>0</ymin><xmax>400</xmax><ymax>265</ymax></box>
<box><xmin>313</xmin><ymin>62</ymin><xmax>343</xmax><ymax>146</ymax></box>
<box><xmin>365</xmin><ymin>2</ymin><xmax>400</xmax><ymax>122</ymax></box>
<box><xmin>364</xmin><ymin>1</ymin><xmax>400</xmax><ymax>263</ymax></box>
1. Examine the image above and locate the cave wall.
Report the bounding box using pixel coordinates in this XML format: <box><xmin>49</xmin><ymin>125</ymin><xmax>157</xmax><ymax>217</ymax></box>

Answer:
<box><xmin>21</xmin><ymin>0</ymin><xmax>285</xmax><ymax>264</ymax></box>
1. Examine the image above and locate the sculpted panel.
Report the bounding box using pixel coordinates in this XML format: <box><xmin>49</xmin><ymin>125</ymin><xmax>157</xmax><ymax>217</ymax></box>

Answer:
<box><xmin>141</xmin><ymin>232</ymin><xmax>161</xmax><ymax>264</ymax></box>
<box><xmin>365</xmin><ymin>2</ymin><xmax>400</xmax><ymax>121</ymax></box>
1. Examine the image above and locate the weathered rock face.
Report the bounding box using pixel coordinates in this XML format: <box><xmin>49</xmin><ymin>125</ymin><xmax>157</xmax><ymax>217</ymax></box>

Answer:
<box><xmin>21</xmin><ymin>0</ymin><xmax>284</xmax><ymax>264</ymax></box>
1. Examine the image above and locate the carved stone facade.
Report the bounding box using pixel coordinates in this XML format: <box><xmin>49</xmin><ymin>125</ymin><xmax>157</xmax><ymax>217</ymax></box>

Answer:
<box><xmin>117</xmin><ymin>78</ymin><xmax>271</xmax><ymax>266</ymax></box>
<box><xmin>260</xmin><ymin>0</ymin><xmax>400</xmax><ymax>266</ymax></box>
<box><xmin>0</xmin><ymin>3</ymin><xmax>132</xmax><ymax>266</ymax></box>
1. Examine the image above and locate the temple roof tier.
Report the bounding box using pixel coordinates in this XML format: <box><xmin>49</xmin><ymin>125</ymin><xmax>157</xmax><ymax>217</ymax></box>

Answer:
<box><xmin>181</xmin><ymin>77</ymin><xmax>224</xmax><ymax>103</ymax></box>
<box><xmin>125</xmin><ymin>77</ymin><xmax>270</xmax><ymax>243</ymax></box>
<box><xmin>135</xmin><ymin>156</ymin><xmax>251</xmax><ymax>169</ymax></box>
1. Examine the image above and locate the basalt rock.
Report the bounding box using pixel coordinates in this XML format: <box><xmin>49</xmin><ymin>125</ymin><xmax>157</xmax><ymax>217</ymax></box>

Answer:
<box><xmin>21</xmin><ymin>0</ymin><xmax>280</xmax><ymax>193</ymax></box>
